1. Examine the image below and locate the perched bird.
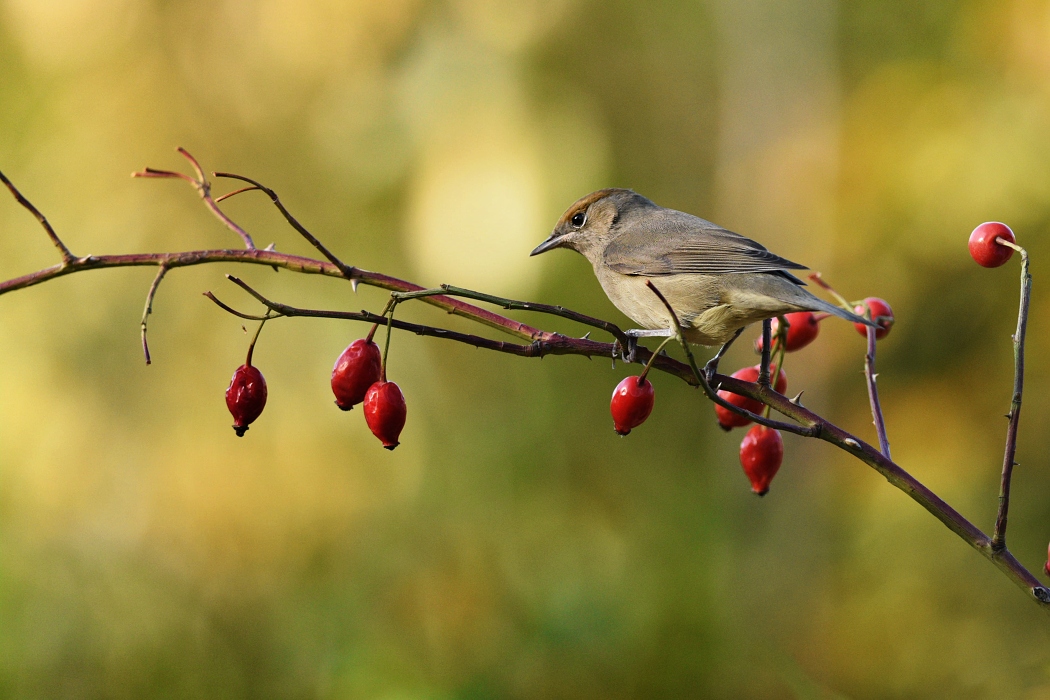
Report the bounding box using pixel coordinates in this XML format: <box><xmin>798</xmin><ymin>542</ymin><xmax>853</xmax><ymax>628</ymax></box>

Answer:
<box><xmin>530</xmin><ymin>189</ymin><xmax>873</xmax><ymax>368</ymax></box>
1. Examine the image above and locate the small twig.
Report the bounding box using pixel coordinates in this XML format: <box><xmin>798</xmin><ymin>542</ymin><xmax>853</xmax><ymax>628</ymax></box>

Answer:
<box><xmin>213</xmin><ymin>172</ymin><xmax>357</xmax><ymax>281</ymax></box>
<box><xmin>993</xmin><ymin>239</ymin><xmax>1030</xmax><ymax>551</ymax></box>
<box><xmin>140</xmin><ymin>265</ymin><xmax>169</xmax><ymax>365</ymax></box>
<box><xmin>133</xmin><ymin>149</ymin><xmax>256</xmax><ymax>250</ymax></box>
<box><xmin>0</xmin><ymin>170</ymin><xmax>76</xmax><ymax>264</ymax></box>
<box><xmin>865</xmin><ymin>325</ymin><xmax>891</xmax><ymax>458</ymax></box>
<box><xmin>204</xmin><ymin>292</ymin><xmax>275</xmax><ymax>321</ymax></box>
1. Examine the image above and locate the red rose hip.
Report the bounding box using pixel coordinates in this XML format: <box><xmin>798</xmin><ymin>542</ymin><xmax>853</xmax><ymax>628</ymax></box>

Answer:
<box><xmin>714</xmin><ymin>364</ymin><xmax>787</xmax><ymax>430</ymax></box>
<box><xmin>331</xmin><ymin>336</ymin><xmax>382</xmax><ymax>410</ymax></box>
<box><xmin>226</xmin><ymin>364</ymin><xmax>267</xmax><ymax>437</ymax></box>
<box><xmin>364</xmin><ymin>381</ymin><xmax>407</xmax><ymax>450</ymax></box>
<box><xmin>610</xmin><ymin>375</ymin><xmax>655</xmax><ymax>435</ymax></box>
<box><xmin>853</xmin><ymin>297</ymin><xmax>894</xmax><ymax>340</ymax></box>
<box><xmin>739</xmin><ymin>424</ymin><xmax>783</xmax><ymax>496</ymax></box>
<box><xmin>755</xmin><ymin>312</ymin><xmax>821</xmax><ymax>353</ymax></box>
<box><xmin>969</xmin><ymin>222</ymin><xmax>1015</xmax><ymax>268</ymax></box>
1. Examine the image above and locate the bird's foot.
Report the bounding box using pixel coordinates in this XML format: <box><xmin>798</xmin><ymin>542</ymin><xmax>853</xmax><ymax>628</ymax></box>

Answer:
<box><xmin>703</xmin><ymin>327</ymin><xmax>744</xmax><ymax>384</ymax></box>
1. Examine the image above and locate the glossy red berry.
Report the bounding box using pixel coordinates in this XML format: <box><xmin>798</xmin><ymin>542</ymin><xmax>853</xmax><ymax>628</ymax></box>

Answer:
<box><xmin>969</xmin><ymin>222</ymin><xmax>1015</xmax><ymax>268</ymax></box>
<box><xmin>226</xmin><ymin>364</ymin><xmax>267</xmax><ymax>437</ymax></box>
<box><xmin>610</xmin><ymin>375</ymin><xmax>655</xmax><ymax>435</ymax></box>
<box><xmin>755</xmin><ymin>312</ymin><xmax>821</xmax><ymax>353</ymax></box>
<box><xmin>715</xmin><ymin>365</ymin><xmax>788</xmax><ymax>431</ymax></box>
<box><xmin>364</xmin><ymin>381</ymin><xmax>407</xmax><ymax>450</ymax></box>
<box><xmin>1045</xmin><ymin>542</ymin><xmax>1050</xmax><ymax>578</ymax></box>
<box><xmin>853</xmin><ymin>297</ymin><xmax>894</xmax><ymax>340</ymax></box>
<box><xmin>739</xmin><ymin>424</ymin><xmax>784</xmax><ymax>496</ymax></box>
<box><xmin>331</xmin><ymin>338</ymin><xmax>383</xmax><ymax>410</ymax></box>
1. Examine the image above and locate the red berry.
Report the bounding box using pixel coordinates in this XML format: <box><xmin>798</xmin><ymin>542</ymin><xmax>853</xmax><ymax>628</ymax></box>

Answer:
<box><xmin>853</xmin><ymin>297</ymin><xmax>894</xmax><ymax>340</ymax></box>
<box><xmin>364</xmin><ymin>381</ymin><xmax>407</xmax><ymax>450</ymax></box>
<box><xmin>739</xmin><ymin>424</ymin><xmax>784</xmax><ymax>496</ymax></box>
<box><xmin>226</xmin><ymin>364</ymin><xmax>267</xmax><ymax>437</ymax></box>
<box><xmin>969</xmin><ymin>222</ymin><xmax>1015</xmax><ymax>268</ymax></box>
<box><xmin>1045</xmin><ymin>542</ymin><xmax>1050</xmax><ymax>578</ymax></box>
<box><xmin>331</xmin><ymin>338</ymin><xmax>383</xmax><ymax>410</ymax></box>
<box><xmin>714</xmin><ymin>365</ymin><xmax>788</xmax><ymax>431</ymax></box>
<box><xmin>755</xmin><ymin>312</ymin><xmax>821</xmax><ymax>353</ymax></box>
<box><xmin>610</xmin><ymin>375</ymin><xmax>655</xmax><ymax>435</ymax></box>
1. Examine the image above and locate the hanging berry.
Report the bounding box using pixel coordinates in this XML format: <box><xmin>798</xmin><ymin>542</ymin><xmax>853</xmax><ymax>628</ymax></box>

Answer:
<box><xmin>331</xmin><ymin>324</ymin><xmax>383</xmax><ymax>410</ymax></box>
<box><xmin>969</xmin><ymin>222</ymin><xmax>1016</xmax><ymax>268</ymax></box>
<box><xmin>739</xmin><ymin>424</ymin><xmax>784</xmax><ymax>496</ymax></box>
<box><xmin>363</xmin><ymin>381</ymin><xmax>407</xmax><ymax>450</ymax></box>
<box><xmin>226</xmin><ymin>320</ymin><xmax>269</xmax><ymax>437</ymax></box>
<box><xmin>364</xmin><ymin>302</ymin><xmax>407</xmax><ymax>449</ymax></box>
<box><xmin>610</xmin><ymin>375</ymin><xmax>655</xmax><ymax>435</ymax></box>
<box><xmin>853</xmin><ymin>298</ymin><xmax>895</xmax><ymax>340</ymax></box>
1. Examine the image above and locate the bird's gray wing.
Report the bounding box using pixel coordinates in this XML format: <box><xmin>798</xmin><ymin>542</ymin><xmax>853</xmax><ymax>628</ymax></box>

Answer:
<box><xmin>603</xmin><ymin>209</ymin><xmax>808</xmax><ymax>276</ymax></box>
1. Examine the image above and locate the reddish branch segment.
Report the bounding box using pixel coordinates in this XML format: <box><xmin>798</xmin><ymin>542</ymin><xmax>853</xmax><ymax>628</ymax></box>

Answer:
<box><xmin>0</xmin><ymin>156</ymin><xmax>1046</xmax><ymax>608</ymax></box>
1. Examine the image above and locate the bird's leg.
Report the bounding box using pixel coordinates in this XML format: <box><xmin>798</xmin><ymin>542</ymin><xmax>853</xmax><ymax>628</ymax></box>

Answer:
<box><xmin>758</xmin><ymin>318</ymin><xmax>773</xmax><ymax>387</ymax></box>
<box><xmin>703</xmin><ymin>327</ymin><xmax>744</xmax><ymax>383</ymax></box>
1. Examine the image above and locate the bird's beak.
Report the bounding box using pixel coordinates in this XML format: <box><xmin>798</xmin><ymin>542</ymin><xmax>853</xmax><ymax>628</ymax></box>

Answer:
<box><xmin>530</xmin><ymin>233</ymin><xmax>565</xmax><ymax>256</ymax></box>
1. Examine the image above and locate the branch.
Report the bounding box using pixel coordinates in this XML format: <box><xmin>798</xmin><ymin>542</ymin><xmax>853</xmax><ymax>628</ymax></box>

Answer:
<box><xmin>0</xmin><ymin>170</ymin><xmax>76</xmax><ymax>264</ymax></box>
<box><xmin>391</xmin><ymin>284</ymin><xmax>630</xmax><ymax>348</ymax></box>
<box><xmin>207</xmin><ymin>280</ymin><xmax>617</xmax><ymax>360</ymax></box>
<box><xmin>993</xmin><ymin>240</ymin><xmax>1031</xmax><ymax>551</ymax></box>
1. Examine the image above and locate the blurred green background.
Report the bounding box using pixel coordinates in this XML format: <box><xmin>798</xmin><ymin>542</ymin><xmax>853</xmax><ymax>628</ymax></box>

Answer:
<box><xmin>2</xmin><ymin>0</ymin><xmax>1050</xmax><ymax>697</ymax></box>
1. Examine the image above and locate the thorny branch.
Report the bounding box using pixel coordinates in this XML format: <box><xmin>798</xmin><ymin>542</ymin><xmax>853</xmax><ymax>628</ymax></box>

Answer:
<box><xmin>0</xmin><ymin>152</ymin><xmax>1046</xmax><ymax>609</ymax></box>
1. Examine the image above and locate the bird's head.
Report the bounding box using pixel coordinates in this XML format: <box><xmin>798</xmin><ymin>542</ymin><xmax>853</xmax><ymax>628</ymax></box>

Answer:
<box><xmin>530</xmin><ymin>188</ymin><xmax>655</xmax><ymax>261</ymax></box>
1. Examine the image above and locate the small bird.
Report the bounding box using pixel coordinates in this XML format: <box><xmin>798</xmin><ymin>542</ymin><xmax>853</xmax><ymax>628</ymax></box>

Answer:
<box><xmin>530</xmin><ymin>188</ymin><xmax>873</xmax><ymax>368</ymax></box>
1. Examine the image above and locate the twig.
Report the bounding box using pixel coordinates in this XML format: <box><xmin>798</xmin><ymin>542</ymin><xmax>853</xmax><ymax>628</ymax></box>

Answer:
<box><xmin>993</xmin><ymin>239</ymin><xmax>1030</xmax><ymax>551</ymax></box>
<box><xmin>0</xmin><ymin>170</ymin><xmax>76</xmax><ymax>264</ymax></box>
<box><xmin>864</xmin><ymin>325</ymin><xmax>891</xmax><ymax>458</ymax></box>
<box><xmin>133</xmin><ymin>149</ymin><xmax>257</xmax><ymax>250</ymax></box>
<box><xmin>213</xmin><ymin>172</ymin><xmax>358</xmax><ymax>282</ymax></box>
<box><xmin>140</xmin><ymin>265</ymin><xmax>169</xmax><ymax>365</ymax></box>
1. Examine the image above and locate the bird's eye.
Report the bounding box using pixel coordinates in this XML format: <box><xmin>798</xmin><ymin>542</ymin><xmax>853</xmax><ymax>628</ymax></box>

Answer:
<box><xmin>571</xmin><ymin>211</ymin><xmax>586</xmax><ymax>228</ymax></box>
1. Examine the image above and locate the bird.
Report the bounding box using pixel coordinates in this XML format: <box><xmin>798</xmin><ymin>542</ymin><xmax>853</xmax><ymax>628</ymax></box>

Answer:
<box><xmin>530</xmin><ymin>188</ymin><xmax>874</xmax><ymax>373</ymax></box>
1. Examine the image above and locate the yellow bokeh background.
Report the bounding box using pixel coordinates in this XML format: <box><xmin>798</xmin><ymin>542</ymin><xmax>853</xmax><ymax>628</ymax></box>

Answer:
<box><xmin>2</xmin><ymin>0</ymin><xmax>1050</xmax><ymax>697</ymax></box>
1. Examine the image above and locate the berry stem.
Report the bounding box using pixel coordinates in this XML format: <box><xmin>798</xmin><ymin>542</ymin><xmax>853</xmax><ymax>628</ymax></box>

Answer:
<box><xmin>381</xmin><ymin>300</ymin><xmax>398</xmax><ymax>382</ymax></box>
<box><xmin>864</xmin><ymin>324</ymin><xmax>891</xmax><ymax>459</ymax></box>
<box><xmin>245</xmin><ymin>317</ymin><xmax>268</xmax><ymax>367</ymax></box>
<box><xmin>365</xmin><ymin>322</ymin><xmax>379</xmax><ymax>343</ymax></box>
<box><xmin>992</xmin><ymin>240</ymin><xmax>1030</xmax><ymax>551</ymax></box>
<box><xmin>638</xmin><ymin>336</ymin><xmax>675</xmax><ymax>383</ymax></box>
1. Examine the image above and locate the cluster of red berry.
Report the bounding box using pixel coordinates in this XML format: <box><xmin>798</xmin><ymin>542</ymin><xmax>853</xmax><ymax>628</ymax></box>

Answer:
<box><xmin>225</xmin><ymin>323</ymin><xmax>407</xmax><ymax>449</ymax></box>
<box><xmin>607</xmin><ymin>289</ymin><xmax>897</xmax><ymax>497</ymax></box>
